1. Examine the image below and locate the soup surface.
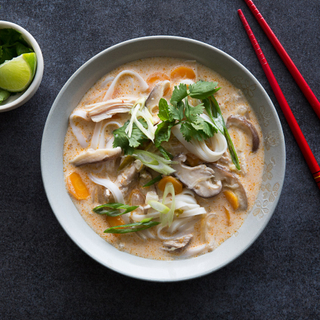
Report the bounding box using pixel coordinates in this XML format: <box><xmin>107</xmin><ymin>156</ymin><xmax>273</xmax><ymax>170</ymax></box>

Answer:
<box><xmin>63</xmin><ymin>57</ymin><xmax>264</xmax><ymax>260</ymax></box>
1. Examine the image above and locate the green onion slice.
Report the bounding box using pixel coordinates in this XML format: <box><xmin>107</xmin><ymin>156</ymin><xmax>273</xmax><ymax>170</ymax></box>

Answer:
<box><xmin>92</xmin><ymin>203</ymin><xmax>139</xmax><ymax>217</ymax></box>
<box><xmin>104</xmin><ymin>218</ymin><xmax>160</xmax><ymax>234</ymax></box>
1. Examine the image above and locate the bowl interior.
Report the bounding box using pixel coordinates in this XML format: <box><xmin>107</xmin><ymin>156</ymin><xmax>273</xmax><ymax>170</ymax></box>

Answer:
<box><xmin>0</xmin><ymin>21</ymin><xmax>44</xmax><ymax>112</ymax></box>
<box><xmin>41</xmin><ymin>36</ymin><xmax>285</xmax><ymax>282</ymax></box>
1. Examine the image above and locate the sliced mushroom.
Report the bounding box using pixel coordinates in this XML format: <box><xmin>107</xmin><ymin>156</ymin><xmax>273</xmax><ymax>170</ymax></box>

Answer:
<box><xmin>70</xmin><ymin>147</ymin><xmax>121</xmax><ymax>166</ymax></box>
<box><xmin>116</xmin><ymin>162</ymin><xmax>139</xmax><ymax>197</ymax></box>
<box><xmin>226</xmin><ymin>115</ymin><xmax>260</xmax><ymax>152</ymax></box>
<box><xmin>172</xmin><ymin>154</ymin><xmax>222</xmax><ymax>198</ymax></box>
<box><xmin>209</xmin><ymin>163</ymin><xmax>248</xmax><ymax>210</ymax></box>
<box><xmin>129</xmin><ymin>188</ymin><xmax>149</xmax><ymax>215</ymax></box>
<box><xmin>86</xmin><ymin>97</ymin><xmax>136</xmax><ymax>122</ymax></box>
<box><xmin>146</xmin><ymin>80</ymin><xmax>170</xmax><ymax>109</ymax></box>
<box><xmin>145</xmin><ymin>80</ymin><xmax>170</xmax><ymax>123</ymax></box>
<box><xmin>162</xmin><ymin>234</ymin><xmax>193</xmax><ymax>252</ymax></box>
<box><xmin>130</xmin><ymin>189</ymin><xmax>146</xmax><ymax>206</ymax></box>
<box><xmin>104</xmin><ymin>188</ymin><xmax>115</xmax><ymax>204</ymax></box>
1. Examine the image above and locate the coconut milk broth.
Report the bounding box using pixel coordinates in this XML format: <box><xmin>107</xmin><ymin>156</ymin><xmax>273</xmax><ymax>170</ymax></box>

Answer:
<box><xmin>63</xmin><ymin>57</ymin><xmax>264</xmax><ymax>260</ymax></box>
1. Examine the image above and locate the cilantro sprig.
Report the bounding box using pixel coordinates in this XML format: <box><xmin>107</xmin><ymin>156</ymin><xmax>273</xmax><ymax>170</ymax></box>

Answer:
<box><xmin>0</xmin><ymin>29</ymin><xmax>33</xmax><ymax>65</ymax></box>
<box><xmin>113</xmin><ymin>118</ymin><xmax>149</xmax><ymax>155</ymax></box>
<box><xmin>112</xmin><ymin>79</ymin><xmax>240</xmax><ymax>169</ymax></box>
<box><xmin>154</xmin><ymin>81</ymin><xmax>220</xmax><ymax>157</ymax></box>
<box><xmin>155</xmin><ymin>80</ymin><xmax>240</xmax><ymax>169</ymax></box>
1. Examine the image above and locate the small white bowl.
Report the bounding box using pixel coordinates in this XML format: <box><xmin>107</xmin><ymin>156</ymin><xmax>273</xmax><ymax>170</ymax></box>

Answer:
<box><xmin>41</xmin><ymin>36</ymin><xmax>285</xmax><ymax>282</ymax></box>
<box><xmin>0</xmin><ymin>21</ymin><xmax>44</xmax><ymax>112</ymax></box>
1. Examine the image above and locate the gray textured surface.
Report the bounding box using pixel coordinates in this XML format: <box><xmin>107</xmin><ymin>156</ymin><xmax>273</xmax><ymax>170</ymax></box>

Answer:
<box><xmin>1</xmin><ymin>0</ymin><xmax>319</xmax><ymax>319</ymax></box>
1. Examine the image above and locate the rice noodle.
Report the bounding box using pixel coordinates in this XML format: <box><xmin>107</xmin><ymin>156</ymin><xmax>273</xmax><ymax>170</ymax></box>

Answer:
<box><xmin>100</xmin><ymin>76</ymin><xmax>114</xmax><ymax>89</ymax></box>
<box><xmin>171</xmin><ymin>124</ymin><xmax>227</xmax><ymax>162</ymax></box>
<box><xmin>88</xmin><ymin>174</ymin><xmax>124</xmax><ymax>204</ymax></box>
<box><xmin>99</xmin><ymin>121</ymin><xmax>121</xmax><ymax>149</ymax></box>
<box><xmin>156</xmin><ymin>221</ymin><xmax>195</xmax><ymax>240</ymax></box>
<box><xmin>103</xmin><ymin>70</ymin><xmax>148</xmax><ymax>101</ymax></box>
<box><xmin>69</xmin><ymin>110</ymin><xmax>90</xmax><ymax>148</ymax></box>
<box><xmin>90</xmin><ymin>122</ymin><xmax>103</xmax><ymax>149</ymax></box>
<box><xmin>89</xmin><ymin>120</ymin><xmax>121</xmax><ymax>150</ymax></box>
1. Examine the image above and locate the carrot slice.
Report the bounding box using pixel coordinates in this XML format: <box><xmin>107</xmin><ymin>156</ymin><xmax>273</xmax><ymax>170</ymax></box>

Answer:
<box><xmin>224</xmin><ymin>190</ymin><xmax>239</xmax><ymax>210</ymax></box>
<box><xmin>158</xmin><ymin>176</ymin><xmax>183</xmax><ymax>194</ymax></box>
<box><xmin>146</xmin><ymin>72</ymin><xmax>170</xmax><ymax>87</ymax></box>
<box><xmin>224</xmin><ymin>206</ymin><xmax>231</xmax><ymax>226</ymax></box>
<box><xmin>106</xmin><ymin>216</ymin><xmax>125</xmax><ymax>228</ymax></box>
<box><xmin>170</xmin><ymin>66</ymin><xmax>196</xmax><ymax>81</ymax></box>
<box><xmin>67</xmin><ymin>172</ymin><xmax>90</xmax><ymax>200</ymax></box>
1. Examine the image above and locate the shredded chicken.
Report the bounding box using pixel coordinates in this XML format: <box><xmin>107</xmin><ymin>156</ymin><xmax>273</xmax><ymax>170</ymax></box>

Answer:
<box><xmin>162</xmin><ymin>234</ymin><xmax>193</xmax><ymax>252</ymax></box>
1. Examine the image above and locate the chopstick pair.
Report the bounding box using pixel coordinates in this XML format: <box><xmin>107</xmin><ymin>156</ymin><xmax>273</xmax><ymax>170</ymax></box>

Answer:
<box><xmin>237</xmin><ymin>4</ymin><xmax>320</xmax><ymax>189</ymax></box>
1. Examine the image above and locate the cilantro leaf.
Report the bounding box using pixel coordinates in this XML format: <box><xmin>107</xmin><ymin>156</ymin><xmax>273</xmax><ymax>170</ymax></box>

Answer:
<box><xmin>0</xmin><ymin>29</ymin><xmax>34</xmax><ymax>64</ymax></box>
<box><xmin>191</xmin><ymin>117</ymin><xmax>216</xmax><ymax>138</ymax></box>
<box><xmin>0</xmin><ymin>29</ymin><xmax>27</xmax><ymax>46</ymax></box>
<box><xmin>168</xmin><ymin>103</ymin><xmax>183</xmax><ymax>121</ymax></box>
<box><xmin>113</xmin><ymin>119</ymin><xmax>148</xmax><ymax>154</ymax></box>
<box><xmin>15</xmin><ymin>42</ymin><xmax>33</xmax><ymax>56</ymax></box>
<box><xmin>180</xmin><ymin>122</ymin><xmax>194</xmax><ymax>142</ymax></box>
<box><xmin>154</xmin><ymin>121</ymin><xmax>174</xmax><ymax>148</ymax></box>
<box><xmin>0</xmin><ymin>46</ymin><xmax>16</xmax><ymax>64</ymax></box>
<box><xmin>0</xmin><ymin>89</ymin><xmax>10</xmax><ymax>104</ymax></box>
<box><xmin>158</xmin><ymin>98</ymin><xmax>172</xmax><ymax>121</ymax></box>
<box><xmin>170</xmin><ymin>83</ymin><xmax>188</xmax><ymax>106</ymax></box>
<box><xmin>188</xmin><ymin>80</ymin><xmax>220</xmax><ymax>99</ymax></box>
<box><xmin>184</xmin><ymin>97</ymin><xmax>204</xmax><ymax>122</ymax></box>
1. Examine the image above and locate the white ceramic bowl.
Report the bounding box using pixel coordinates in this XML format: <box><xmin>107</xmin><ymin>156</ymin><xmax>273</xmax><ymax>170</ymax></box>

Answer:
<box><xmin>0</xmin><ymin>21</ymin><xmax>44</xmax><ymax>112</ymax></box>
<box><xmin>41</xmin><ymin>36</ymin><xmax>285</xmax><ymax>282</ymax></box>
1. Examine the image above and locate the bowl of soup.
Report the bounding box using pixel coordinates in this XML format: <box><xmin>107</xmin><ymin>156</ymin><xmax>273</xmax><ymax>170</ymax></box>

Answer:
<box><xmin>41</xmin><ymin>36</ymin><xmax>285</xmax><ymax>281</ymax></box>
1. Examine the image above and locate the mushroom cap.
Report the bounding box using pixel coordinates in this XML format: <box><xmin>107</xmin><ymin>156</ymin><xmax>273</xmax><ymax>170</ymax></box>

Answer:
<box><xmin>172</xmin><ymin>154</ymin><xmax>222</xmax><ymax>198</ymax></box>
<box><xmin>226</xmin><ymin>115</ymin><xmax>260</xmax><ymax>152</ymax></box>
<box><xmin>210</xmin><ymin>163</ymin><xmax>248</xmax><ymax>210</ymax></box>
<box><xmin>145</xmin><ymin>80</ymin><xmax>170</xmax><ymax>110</ymax></box>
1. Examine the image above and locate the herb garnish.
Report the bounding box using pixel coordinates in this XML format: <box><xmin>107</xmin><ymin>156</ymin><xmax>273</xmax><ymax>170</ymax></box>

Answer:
<box><xmin>203</xmin><ymin>96</ymin><xmax>240</xmax><ymax>169</ymax></box>
<box><xmin>104</xmin><ymin>218</ymin><xmax>160</xmax><ymax>234</ymax></box>
<box><xmin>154</xmin><ymin>81</ymin><xmax>219</xmax><ymax>158</ymax></box>
<box><xmin>113</xmin><ymin>80</ymin><xmax>240</xmax><ymax>169</ymax></box>
<box><xmin>0</xmin><ymin>29</ymin><xmax>33</xmax><ymax>65</ymax></box>
<box><xmin>92</xmin><ymin>203</ymin><xmax>139</xmax><ymax>216</ymax></box>
<box><xmin>143</xmin><ymin>174</ymin><xmax>162</xmax><ymax>187</ymax></box>
<box><xmin>113</xmin><ymin>118</ymin><xmax>149</xmax><ymax>155</ymax></box>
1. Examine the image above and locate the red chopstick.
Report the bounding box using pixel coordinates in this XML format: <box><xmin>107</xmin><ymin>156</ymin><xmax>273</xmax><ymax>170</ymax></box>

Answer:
<box><xmin>243</xmin><ymin>0</ymin><xmax>320</xmax><ymax>119</ymax></box>
<box><xmin>238</xmin><ymin>9</ymin><xmax>320</xmax><ymax>189</ymax></box>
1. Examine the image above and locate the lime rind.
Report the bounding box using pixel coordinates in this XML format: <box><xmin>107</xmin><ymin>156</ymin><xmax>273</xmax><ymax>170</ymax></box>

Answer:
<box><xmin>23</xmin><ymin>52</ymin><xmax>37</xmax><ymax>77</ymax></box>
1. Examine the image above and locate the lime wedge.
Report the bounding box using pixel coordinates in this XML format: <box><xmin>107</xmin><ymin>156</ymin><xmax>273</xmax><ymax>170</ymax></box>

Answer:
<box><xmin>0</xmin><ymin>53</ymin><xmax>37</xmax><ymax>92</ymax></box>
